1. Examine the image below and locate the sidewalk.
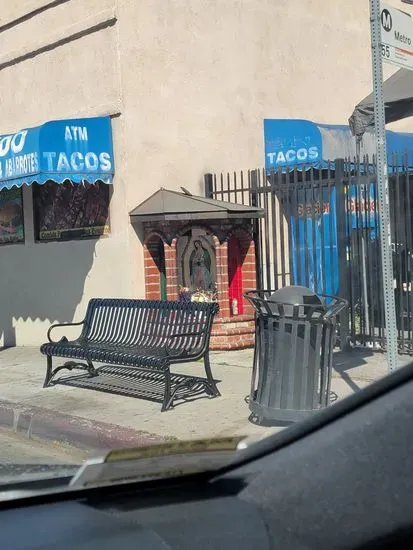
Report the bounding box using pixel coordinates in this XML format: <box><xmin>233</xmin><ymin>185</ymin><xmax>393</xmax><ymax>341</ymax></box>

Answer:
<box><xmin>0</xmin><ymin>346</ymin><xmax>411</xmax><ymax>449</ymax></box>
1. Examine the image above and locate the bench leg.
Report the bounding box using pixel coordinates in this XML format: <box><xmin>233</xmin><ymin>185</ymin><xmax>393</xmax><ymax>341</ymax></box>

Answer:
<box><xmin>161</xmin><ymin>370</ymin><xmax>173</xmax><ymax>412</ymax></box>
<box><xmin>204</xmin><ymin>353</ymin><xmax>220</xmax><ymax>397</ymax></box>
<box><xmin>43</xmin><ymin>355</ymin><xmax>53</xmax><ymax>388</ymax></box>
<box><xmin>86</xmin><ymin>360</ymin><xmax>97</xmax><ymax>377</ymax></box>
<box><xmin>43</xmin><ymin>357</ymin><xmax>97</xmax><ymax>388</ymax></box>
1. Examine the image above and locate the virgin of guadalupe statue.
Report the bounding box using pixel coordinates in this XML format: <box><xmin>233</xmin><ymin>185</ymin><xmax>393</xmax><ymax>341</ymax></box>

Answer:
<box><xmin>189</xmin><ymin>240</ymin><xmax>213</xmax><ymax>290</ymax></box>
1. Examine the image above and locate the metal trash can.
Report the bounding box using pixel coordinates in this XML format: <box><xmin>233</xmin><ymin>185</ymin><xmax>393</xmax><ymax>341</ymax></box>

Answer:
<box><xmin>245</xmin><ymin>286</ymin><xmax>348</xmax><ymax>424</ymax></box>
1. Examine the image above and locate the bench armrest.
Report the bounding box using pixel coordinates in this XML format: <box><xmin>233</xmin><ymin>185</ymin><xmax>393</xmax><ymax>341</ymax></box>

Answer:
<box><xmin>47</xmin><ymin>320</ymin><xmax>85</xmax><ymax>343</ymax></box>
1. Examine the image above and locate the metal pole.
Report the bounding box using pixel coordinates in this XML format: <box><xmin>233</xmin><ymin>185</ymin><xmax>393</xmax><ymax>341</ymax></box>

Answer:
<box><xmin>356</xmin><ymin>140</ymin><xmax>371</xmax><ymax>338</ymax></box>
<box><xmin>370</xmin><ymin>0</ymin><xmax>398</xmax><ymax>372</ymax></box>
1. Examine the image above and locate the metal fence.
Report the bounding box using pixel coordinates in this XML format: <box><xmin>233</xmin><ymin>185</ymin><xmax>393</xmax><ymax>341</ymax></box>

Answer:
<box><xmin>205</xmin><ymin>155</ymin><xmax>413</xmax><ymax>354</ymax></box>
<box><xmin>343</xmin><ymin>154</ymin><xmax>413</xmax><ymax>353</ymax></box>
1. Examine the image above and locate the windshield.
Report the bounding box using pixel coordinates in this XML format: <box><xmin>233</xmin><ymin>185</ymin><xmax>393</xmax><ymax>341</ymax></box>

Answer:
<box><xmin>1</xmin><ymin>0</ymin><xmax>413</xmax><ymax>492</ymax></box>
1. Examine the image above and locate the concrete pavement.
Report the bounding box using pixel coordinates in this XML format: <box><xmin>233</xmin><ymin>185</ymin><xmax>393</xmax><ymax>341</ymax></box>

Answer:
<box><xmin>0</xmin><ymin>346</ymin><xmax>411</xmax><ymax>449</ymax></box>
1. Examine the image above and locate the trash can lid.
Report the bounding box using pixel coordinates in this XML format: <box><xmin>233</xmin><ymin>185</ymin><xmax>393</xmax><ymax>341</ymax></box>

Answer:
<box><xmin>267</xmin><ymin>286</ymin><xmax>325</xmax><ymax>318</ymax></box>
<box><xmin>269</xmin><ymin>285</ymin><xmax>323</xmax><ymax>307</ymax></box>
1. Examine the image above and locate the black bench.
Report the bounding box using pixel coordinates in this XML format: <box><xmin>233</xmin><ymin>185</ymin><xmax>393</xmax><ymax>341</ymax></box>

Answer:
<box><xmin>40</xmin><ymin>298</ymin><xmax>220</xmax><ymax>411</ymax></box>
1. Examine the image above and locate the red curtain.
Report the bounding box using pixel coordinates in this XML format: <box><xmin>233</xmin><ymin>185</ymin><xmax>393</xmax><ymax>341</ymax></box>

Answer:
<box><xmin>228</xmin><ymin>235</ymin><xmax>244</xmax><ymax>315</ymax></box>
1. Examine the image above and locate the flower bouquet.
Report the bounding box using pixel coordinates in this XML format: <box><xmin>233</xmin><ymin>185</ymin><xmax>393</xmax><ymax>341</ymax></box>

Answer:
<box><xmin>190</xmin><ymin>288</ymin><xmax>218</xmax><ymax>303</ymax></box>
<box><xmin>178</xmin><ymin>286</ymin><xmax>218</xmax><ymax>303</ymax></box>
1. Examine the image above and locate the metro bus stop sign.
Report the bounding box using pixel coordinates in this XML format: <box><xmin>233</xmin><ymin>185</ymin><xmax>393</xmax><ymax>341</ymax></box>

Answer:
<box><xmin>380</xmin><ymin>3</ymin><xmax>413</xmax><ymax>70</ymax></box>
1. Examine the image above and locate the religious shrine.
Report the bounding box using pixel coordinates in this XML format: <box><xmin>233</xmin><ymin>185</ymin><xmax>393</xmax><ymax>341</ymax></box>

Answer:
<box><xmin>130</xmin><ymin>188</ymin><xmax>263</xmax><ymax>350</ymax></box>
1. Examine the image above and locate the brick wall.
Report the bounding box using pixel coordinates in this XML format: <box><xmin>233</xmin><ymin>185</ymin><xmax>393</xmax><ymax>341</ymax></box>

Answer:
<box><xmin>165</xmin><ymin>238</ymin><xmax>178</xmax><ymax>300</ymax></box>
<box><xmin>215</xmin><ymin>238</ymin><xmax>230</xmax><ymax>318</ymax></box>
<box><xmin>211</xmin><ymin>228</ymin><xmax>256</xmax><ymax>349</ymax></box>
<box><xmin>210</xmin><ymin>318</ymin><xmax>255</xmax><ymax>350</ymax></box>
<box><xmin>242</xmin><ymin>240</ymin><xmax>256</xmax><ymax>317</ymax></box>
<box><xmin>143</xmin><ymin>232</ymin><xmax>165</xmax><ymax>300</ymax></box>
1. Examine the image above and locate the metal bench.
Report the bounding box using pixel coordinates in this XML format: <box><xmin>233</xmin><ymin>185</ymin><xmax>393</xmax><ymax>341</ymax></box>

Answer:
<box><xmin>40</xmin><ymin>298</ymin><xmax>220</xmax><ymax>411</ymax></box>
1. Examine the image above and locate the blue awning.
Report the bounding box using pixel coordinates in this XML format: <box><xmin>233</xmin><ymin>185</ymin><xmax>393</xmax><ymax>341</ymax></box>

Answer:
<box><xmin>0</xmin><ymin>116</ymin><xmax>115</xmax><ymax>191</ymax></box>
<box><xmin>264</xmin><ymin>119</ymin><xmax>413</xmax><ymax>172</ymax></box>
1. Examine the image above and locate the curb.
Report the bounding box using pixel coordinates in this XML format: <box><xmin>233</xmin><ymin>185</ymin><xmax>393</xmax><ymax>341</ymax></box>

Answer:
<box><xmin>0</xmin><ymin>399</ymin><xmax>165</xmax><ymax>453</ymax></box>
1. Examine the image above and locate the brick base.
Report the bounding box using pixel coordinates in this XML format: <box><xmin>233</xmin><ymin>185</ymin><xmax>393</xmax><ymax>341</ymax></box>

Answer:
<box><xmin>209</xmin><ymin>316</ymin><xmax>255</xmax><ymax>350</ymax></box>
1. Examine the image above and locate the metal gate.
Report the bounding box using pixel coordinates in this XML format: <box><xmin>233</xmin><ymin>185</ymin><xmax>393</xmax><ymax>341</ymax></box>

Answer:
<box><xmin>205</xmin><ymin>155</ymin><xmax>413</xmax><ymax>354</ymax></box>
<box><xmin>205</xmin><ymin>165</ymin><xmax>341</xmax><ymax>295</ymax></box>
<box><xmin>342</xmin><ymin>154</ymin><xmax>413</xmax><ymax>354</ymax></box>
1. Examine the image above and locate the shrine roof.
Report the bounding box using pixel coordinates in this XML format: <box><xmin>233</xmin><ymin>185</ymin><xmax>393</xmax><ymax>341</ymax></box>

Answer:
<box><xmin>129</xmin><ymin>188</ymin><xmax>264</xmax><ymax>221</ymax></box>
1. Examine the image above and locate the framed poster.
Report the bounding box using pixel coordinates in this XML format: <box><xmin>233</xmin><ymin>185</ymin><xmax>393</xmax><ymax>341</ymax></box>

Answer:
<box><xmin>0</xmin><ymin>187</ymin><xmax>24</xmax><ymax>245</ymax></box>
<box><xmin>33</xmin><ymin>181</ymin><xmax>110</xmax><ymax>242</ymax></box>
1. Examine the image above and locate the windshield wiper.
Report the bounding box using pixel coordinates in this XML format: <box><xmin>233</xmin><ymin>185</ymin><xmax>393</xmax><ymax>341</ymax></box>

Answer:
<box><xmin>70</xmin><ymin>436</ymin><xmax>247</xmax><ymax>489</ymax></box>
<box><xmin>0</xmin><ymin>436</ymin><xmax>254</xmax><ymax>500</ymax></box>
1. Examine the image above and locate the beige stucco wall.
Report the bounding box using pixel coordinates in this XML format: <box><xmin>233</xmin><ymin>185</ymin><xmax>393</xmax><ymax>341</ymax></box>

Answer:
<box><xmin>0</xmin><ymin>0</ymin><xmax>133</xmax><ymax>346</ymax></box>
<box><xmin>1</xmin><ymin>0</ymin><xmax>412</xmax><ymax>345</ymax></box>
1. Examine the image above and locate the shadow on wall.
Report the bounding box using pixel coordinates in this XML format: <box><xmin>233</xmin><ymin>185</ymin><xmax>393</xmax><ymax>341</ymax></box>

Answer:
<box><xmin>0</xmin><ymin>239</ymin><xmax>97</xmax><ymax>346</ymax></box>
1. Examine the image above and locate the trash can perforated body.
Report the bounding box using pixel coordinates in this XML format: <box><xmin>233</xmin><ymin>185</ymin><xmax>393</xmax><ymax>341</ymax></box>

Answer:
<box><xmin>245</xmin><ymin>287</ymin><xmax>348</xmax><ymax>424</ymax></box>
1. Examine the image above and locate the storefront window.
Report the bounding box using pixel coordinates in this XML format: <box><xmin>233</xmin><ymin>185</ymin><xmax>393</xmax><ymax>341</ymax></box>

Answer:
<box><xmin>0</xmin><ymin>187</ymin><xmax>24</xmax><ymax>245</ymax></box>
<box><xmin>33</xmin><ymin>180</ymin><xmax>110</xmax><ymax>242</ymax></box>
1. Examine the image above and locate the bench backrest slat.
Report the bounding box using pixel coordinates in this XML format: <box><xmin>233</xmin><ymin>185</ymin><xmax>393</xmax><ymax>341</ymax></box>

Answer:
<box><xmin>80</xmin><ymin>299</ymin><xmax>218</xmax><ymax>356</ymax></box>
